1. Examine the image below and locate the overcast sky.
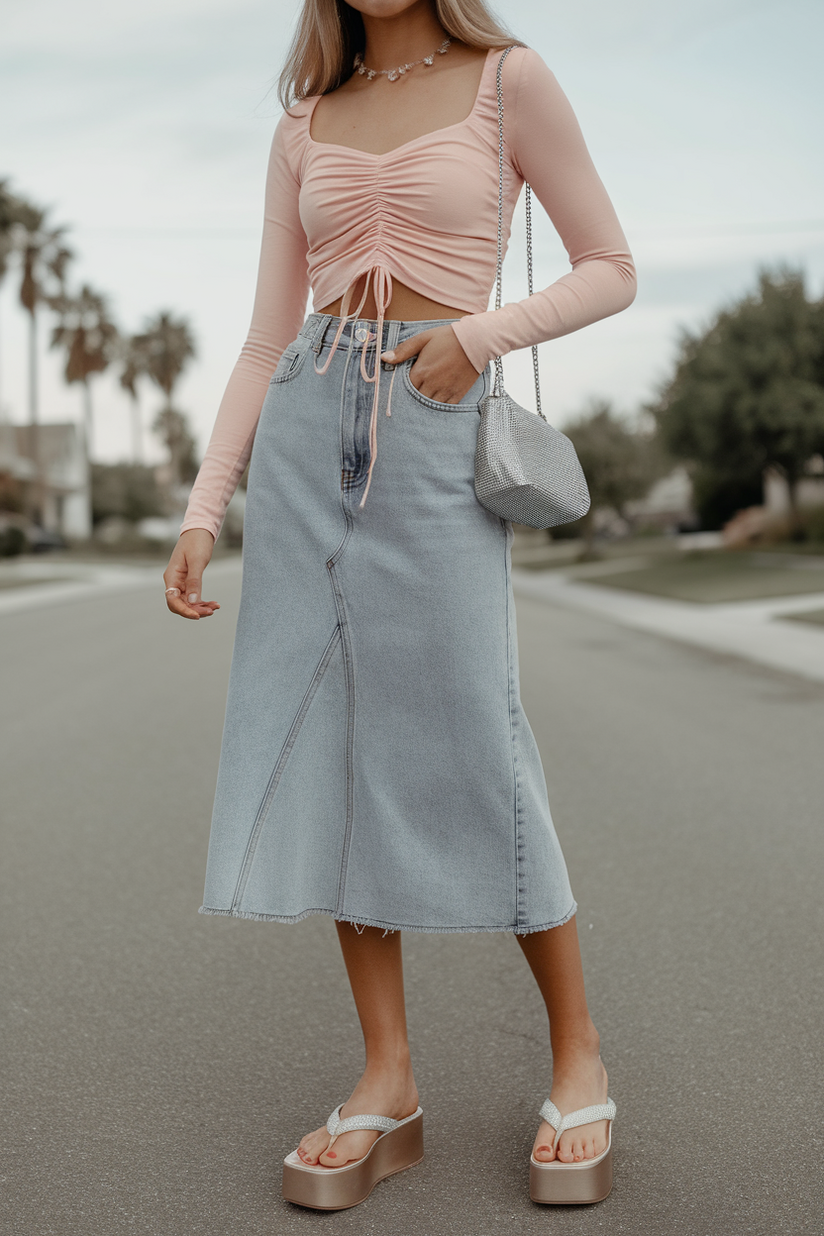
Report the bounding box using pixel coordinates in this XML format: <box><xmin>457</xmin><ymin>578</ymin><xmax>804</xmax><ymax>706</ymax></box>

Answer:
<box><xmin>2</xmin><ymin>0</ymin><xmax>822</xmax><ymax>464</ymax></box>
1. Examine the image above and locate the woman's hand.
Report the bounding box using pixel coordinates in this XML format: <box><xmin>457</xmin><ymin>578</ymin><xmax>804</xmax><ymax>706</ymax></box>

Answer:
<box><xmin>163</xmin><ymin>528</ymin><xmax>220</xmax><ymax>620</ymax></box>
<box><xmin>381</xmin><ymin>324</ymin><xmax>481</xmax><ymax>404</ymax></box>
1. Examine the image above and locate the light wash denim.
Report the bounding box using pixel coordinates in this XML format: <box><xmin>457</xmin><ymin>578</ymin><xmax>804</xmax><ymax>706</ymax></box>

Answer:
<box><xmin>199</xmin><ymin>312</ymin><xmax>576</xmax><ymax>934</ymax></box>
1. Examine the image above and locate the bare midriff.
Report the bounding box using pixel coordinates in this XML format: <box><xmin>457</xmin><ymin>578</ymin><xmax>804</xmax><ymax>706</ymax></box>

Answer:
<box><xmin>318</xmin><ymin>273</ymin><xmax>470</xmax><ymax>322</ymax></box>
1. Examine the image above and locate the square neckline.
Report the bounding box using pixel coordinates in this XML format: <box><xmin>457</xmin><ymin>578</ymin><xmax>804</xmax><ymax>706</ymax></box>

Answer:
<box><xmin>305</xmin><ymin>46</ymin><xmax>499</xmax><ymax>158</ymax></box>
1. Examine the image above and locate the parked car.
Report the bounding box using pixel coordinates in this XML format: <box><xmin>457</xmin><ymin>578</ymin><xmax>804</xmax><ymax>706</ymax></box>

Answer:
<box><xmin>28</xmin><ymin>525</ymin><xmax>67</xmax><ymax>553</ymax></box>
<box><xmin>0</xmin><ymin>513</ymin><xmax>67</xmax><ymax>556</ymax></box>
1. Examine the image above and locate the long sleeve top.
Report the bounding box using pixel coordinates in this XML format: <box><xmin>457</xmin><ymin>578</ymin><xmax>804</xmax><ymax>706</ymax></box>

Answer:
<box><xmin>180</xmin><ymin>43</ymin><xmax>636</xmax><ymax>540</ymax></box>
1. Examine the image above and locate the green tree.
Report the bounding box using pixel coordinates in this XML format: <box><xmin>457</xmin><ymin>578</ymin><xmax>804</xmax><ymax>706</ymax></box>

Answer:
<box><xmin>90</xmin><ymin>462</ymin><xmax>165</xmax><ymax>526</ymax></box>
<box><xmin>689</xmin><ymin>465</ymin><xmax>765</xmax><ymax>532</ymax></box>
<box><xmin>49</xmin><ymin>284</ymin><xmax>119</xmax><ymax>461</ymax></box>
<box><xmin>651</xmin><ymin>265</ymin><xmax>824</xmax><ymax>532</ymax></box>
<box><xmin>563</xmin><ymin>399</ymin><xmax>666</xmax><ymax>556</ymax></box>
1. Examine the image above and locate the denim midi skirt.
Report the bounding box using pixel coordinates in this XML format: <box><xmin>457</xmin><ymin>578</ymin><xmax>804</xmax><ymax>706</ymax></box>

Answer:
<box><xmin>198</xmin><ymin>312</ymin><xmax>576</xmax><ymax>934</ymax></box>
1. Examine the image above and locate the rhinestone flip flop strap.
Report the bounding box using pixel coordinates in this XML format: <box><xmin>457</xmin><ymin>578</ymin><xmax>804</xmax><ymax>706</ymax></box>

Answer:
<box><xmin>325</xmin><ymin>1104</ymin><xmax>402</xmax><ymax>1147</ymax></box>
<box><xmin>539</xmin><ymin>1097</ymin><xmax>617</xmax><ymax>1153</ymax></box>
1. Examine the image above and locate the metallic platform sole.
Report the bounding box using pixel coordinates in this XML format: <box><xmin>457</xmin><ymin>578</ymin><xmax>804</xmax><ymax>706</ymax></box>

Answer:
<box><xmin>282</xmin><ymin>1109</ymin><xmax>424</xmax><ymax>1210</ymax></box>
<box><xmin>529</xmin><ymin>1128</ymin><xmax>613</xmax><ymax>1205</ymax></box>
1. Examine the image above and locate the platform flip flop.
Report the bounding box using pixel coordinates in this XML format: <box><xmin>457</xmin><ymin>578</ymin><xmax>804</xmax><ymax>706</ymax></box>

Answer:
<box><xmin>529</xmin><ymin>1097</ymin><xmax>616</xmax><ymax>1204</ymax></box>
<box><xmin>282</xmin><ymin>1104</ymin><xmax>424</xmax><ymax>1210</ymax></box>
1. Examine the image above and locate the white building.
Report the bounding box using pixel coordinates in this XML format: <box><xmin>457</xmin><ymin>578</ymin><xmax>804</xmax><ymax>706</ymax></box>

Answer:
<box><xmin>763</xmin><ymin>459</ymin><xmax>824</xmax><ymax>513</ymax></box>
<box><xmin>0</xmin><ymin>422</ymin><xmax>92</xmax><ymax>538</ymax></box>
<box><xmin>623</xmin><ymin>464</ymin><xmax>697</xmax><ymax>531</ymax></box>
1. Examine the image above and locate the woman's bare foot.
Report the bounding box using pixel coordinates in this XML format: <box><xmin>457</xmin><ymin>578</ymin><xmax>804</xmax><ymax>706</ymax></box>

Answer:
<box><xmin>296</xmin><ymin>1057</ymin><xmax>419</xmax><ymax>1169</ymax></box>
<box><xmin>532</xmin><ymin>1043</ymin><xmax>610</xmax><ymax>1164</ymax></box>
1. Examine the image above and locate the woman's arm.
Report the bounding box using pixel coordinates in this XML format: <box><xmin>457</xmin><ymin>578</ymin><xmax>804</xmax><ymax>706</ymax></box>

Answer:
<box><xmin>449</xmin><ymin>47</ymin><xmax>637</xmax><ymax>375</ymax></box>
<box><xmin>179</xmin><ymin>114</ymin><xmax>311</xmax><ymax>541</ymax></box>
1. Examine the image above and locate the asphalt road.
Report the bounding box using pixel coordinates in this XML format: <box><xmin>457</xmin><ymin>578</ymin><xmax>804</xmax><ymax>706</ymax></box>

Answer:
<box><xmin>1</xmin><ymin>557</ymin><xmax>821</xmax><ymax>1236</ymax></box>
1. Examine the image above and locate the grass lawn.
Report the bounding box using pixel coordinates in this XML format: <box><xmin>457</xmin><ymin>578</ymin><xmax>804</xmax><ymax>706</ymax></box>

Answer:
<box><xmin>571</xmin><ymin>550</ymin><xmax>824</xmax><ymax>603</ymax></box>
<box><xmin>780</xmin><ymin>608</ymin><xmax>824</xmax><ymax>627</ymax></box>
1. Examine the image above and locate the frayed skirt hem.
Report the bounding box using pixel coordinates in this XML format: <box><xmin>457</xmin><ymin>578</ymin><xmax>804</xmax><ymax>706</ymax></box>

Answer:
<box><xmin>197</xmin><ymin>900</ymin><xmax>577</xmax><ymax>936</ymax></box>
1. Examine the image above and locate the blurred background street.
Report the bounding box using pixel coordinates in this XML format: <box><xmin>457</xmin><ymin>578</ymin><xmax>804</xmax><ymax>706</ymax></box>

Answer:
<box><xmin>1</xmin><ymin>559</ymin><xmax>821</xmax><ymax>1235</ymax></box>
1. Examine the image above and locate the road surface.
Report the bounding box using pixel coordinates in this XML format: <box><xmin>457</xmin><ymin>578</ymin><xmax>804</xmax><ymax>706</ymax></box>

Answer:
<box><xmin>1</xmin><ymin>557</ymin><xmax>820</xmax><ymax>1235</ymax></box>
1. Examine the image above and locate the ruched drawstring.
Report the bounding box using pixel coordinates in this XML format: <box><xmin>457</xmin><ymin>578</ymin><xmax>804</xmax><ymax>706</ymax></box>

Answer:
<box><xmin>313</xmin><ymin>262</ymin><xmax>399</xmax><ymax>508</ymax></box>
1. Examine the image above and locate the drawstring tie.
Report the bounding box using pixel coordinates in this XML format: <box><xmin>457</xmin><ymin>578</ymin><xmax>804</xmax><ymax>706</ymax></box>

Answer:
<box><xmin>313</xmin><ymin>262</ymin><xmax>399</xmax><ymax>508</ymax></box>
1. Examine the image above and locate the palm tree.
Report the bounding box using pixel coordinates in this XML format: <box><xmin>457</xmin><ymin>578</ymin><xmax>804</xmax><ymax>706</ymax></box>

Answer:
<box><xmin>142</xmin><ymin>310</ymin><xmax>196</xmax><ymax>414</ymax></box>
<box><xmin>49</xmin><ymin>284</ymin><xmax>119</xmax><ymax>460</ymax></box>
<box><xmin>0</xmin><ymin>180</ymin><xmax>24</xmax><ymax>408</ymax></box>
<box><xmin>14</xmin><ymin>201</ymin><xmax>73</xmax><ymax>429</ymax></box>
<box><xmin>151</xmin><ymin>405</ymin><xmax>200</xmax><ymax>486</ymax></box>
<box><xmin>11</xmin><ymin>200</ymin><xmax>73</xmax><ymax>523</ymax></box>
<box><xmin>118</xmin><ymin>332</ymin><xmax>152</xmax><ymax>463</ymax></box>
<box><xmin>0</xmin><ymin>180</ymin><xmax>16</xmax><ymax>278</ymax></box>
<box><xmin>142</xmin><ymin>310</ymin><xmax>197</xmax><ymax>493</ymax></box>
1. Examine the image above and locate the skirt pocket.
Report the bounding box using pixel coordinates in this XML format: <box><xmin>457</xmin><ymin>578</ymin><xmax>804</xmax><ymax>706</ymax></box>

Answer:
<box><xmin>400</xmin><ymin>357</ymin><xmax>488</xmax><ymax>413</ymax></box>
<box><xmin>270</xmin><ymin>335</ymin><xmax>312</xmax><ymax>385</ymax></box>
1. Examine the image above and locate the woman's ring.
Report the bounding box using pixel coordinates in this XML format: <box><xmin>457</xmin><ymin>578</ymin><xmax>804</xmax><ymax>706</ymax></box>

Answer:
<box><xmin>165</xmin><ymin>587</ymin><xmax>181</xmax><ymax>595</ymax></box>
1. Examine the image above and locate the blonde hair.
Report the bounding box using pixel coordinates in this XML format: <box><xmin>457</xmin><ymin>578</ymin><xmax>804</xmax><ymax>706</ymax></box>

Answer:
<box><xmin>276</xmin><ymin>0</ymin><xmax>527</xmax><ymax>109</ymax></box>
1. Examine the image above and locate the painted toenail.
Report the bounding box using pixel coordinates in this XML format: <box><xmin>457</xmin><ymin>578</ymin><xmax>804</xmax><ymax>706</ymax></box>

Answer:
<box><xmin>326</xmin><ymin>1150</ymin><xmax>336</xmax><ymax>1158</ymax></box>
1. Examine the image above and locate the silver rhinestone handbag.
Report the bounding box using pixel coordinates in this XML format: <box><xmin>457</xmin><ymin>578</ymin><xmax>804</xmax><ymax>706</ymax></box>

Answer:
<box><xmin>474</xmin><ymin>47</ymin><xmax>591</xmax><ymax>529</ymax></box>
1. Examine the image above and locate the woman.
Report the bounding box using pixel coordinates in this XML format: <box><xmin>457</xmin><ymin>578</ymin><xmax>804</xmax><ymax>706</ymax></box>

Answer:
<box><xmin>163</xmin><ymin>0</ymin><xmax>636</xmax><ymax>1211</ymax></box>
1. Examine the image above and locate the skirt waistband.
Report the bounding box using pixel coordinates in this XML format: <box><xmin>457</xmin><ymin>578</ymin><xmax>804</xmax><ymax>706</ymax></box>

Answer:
<box><xmin>298</xmin><ymin>312</ymin><xmax>468</xmax><ymax>512</ymax></box>
<box><xmin>299</xmin><ymin>312</ymin><xmax>465</xmax><ymax>356</ymax></box>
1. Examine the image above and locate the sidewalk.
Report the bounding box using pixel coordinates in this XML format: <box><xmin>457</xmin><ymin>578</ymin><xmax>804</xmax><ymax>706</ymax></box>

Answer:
<box><xmin>512</xmin><ymin>566</ymin><xmax>824</xmax><ymax>685</ymax></box>
<box><xmin>0</xmin><ymin>555</ymin><xmax>243</xmax><ymax>617</ymax></box>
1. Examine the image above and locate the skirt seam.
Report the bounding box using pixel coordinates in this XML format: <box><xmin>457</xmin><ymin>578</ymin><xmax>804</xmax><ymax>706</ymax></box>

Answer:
<box><xmin>504</xmin><ymin>519</ymin><xmax>527</xmax><ymax>931</ymax></box>
<box><xmin>327</xmin><ymin>546</ymin><xmax>357</xmax><ymax>917</ymax></box>
<box><xmin>229</xmin><ymin>624</ymin><xmax>342</xmax><ymax>912</ymax></box>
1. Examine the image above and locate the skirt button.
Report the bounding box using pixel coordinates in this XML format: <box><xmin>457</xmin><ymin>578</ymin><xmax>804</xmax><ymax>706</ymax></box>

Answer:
<box><xmin>354</xmin><ymin>326</ymin><xmax>369</xmax><ymax>342</ymax></box>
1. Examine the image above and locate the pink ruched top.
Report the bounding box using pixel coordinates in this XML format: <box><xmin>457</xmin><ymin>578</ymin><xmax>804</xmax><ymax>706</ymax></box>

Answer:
<box><xmin>180</xmin><ymin>44</ymin><xmax>637</xmax><ymax>540</ymax></box>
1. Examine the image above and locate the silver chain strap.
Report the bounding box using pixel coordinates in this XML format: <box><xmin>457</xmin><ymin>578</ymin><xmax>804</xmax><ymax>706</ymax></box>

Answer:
<box><xmin>492</xmin><ymin>47</ymin><xmax>545</xmax><ymax>420</ymax></box>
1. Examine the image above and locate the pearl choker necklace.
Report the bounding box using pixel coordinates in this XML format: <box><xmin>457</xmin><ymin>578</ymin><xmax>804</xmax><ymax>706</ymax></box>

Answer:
<box><xmin>353</xmin><ymin>37</ymin><xmax>452</xmax><ymax>83</ymax></box>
